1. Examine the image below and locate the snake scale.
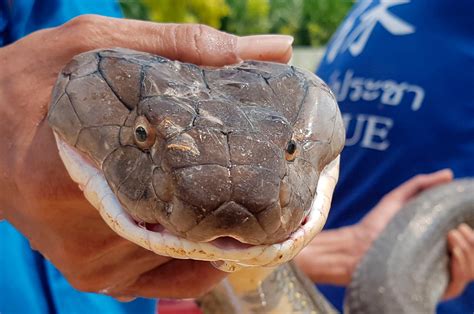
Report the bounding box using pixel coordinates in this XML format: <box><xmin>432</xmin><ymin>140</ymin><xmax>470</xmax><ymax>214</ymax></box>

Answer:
<box><xmin>47</xmin><ymin>48</ymin><xmax>473</xmax><ymax>313</ymax></box>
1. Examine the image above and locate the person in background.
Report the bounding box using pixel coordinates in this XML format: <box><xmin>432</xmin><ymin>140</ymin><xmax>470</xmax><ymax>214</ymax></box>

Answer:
<box><xmin>295</xmin><ymin>0</ymin><xmax>474</xmax><ymax>312</ymax></box>
<box><xmin>0</xmin><ymin>1</ymin><xmax>293</xmax><ymax>313</ymax></box>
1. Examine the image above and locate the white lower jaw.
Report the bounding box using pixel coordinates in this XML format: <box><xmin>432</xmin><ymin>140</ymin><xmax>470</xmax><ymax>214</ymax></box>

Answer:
<box><xmin>55</xmin><ymin>133</ymin><xmax>339</xmax><ymax>271</ymax></box>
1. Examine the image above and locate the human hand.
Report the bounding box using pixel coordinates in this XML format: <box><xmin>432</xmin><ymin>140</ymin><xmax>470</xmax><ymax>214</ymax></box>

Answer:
<box><xmin>296</xmin><ymin>169</ymin><xmax>453</xmax><ymax>285</ymax></box>
<box><xmin>350</xmin><ymin>169</ymin><xmax>454</xmax><ymax>279</ymax></box>
<box><xmin>0</xmin><ymin>15</ymin><xmax>293</xmax><ymax>300</ymax></box>
<box><xmin>356</xmin><ymin>169</ymin><xmax>474</xmax><ymax>299</ymax></box>
<box><xmin>443</xmin><ymin>223</ymin><xmax>474</xmax><ymax>300</ymax></box>
<box><xmin>356</xmin><ymin>169</ymin><xmax>454</xmax><ymax>240</ymax></box>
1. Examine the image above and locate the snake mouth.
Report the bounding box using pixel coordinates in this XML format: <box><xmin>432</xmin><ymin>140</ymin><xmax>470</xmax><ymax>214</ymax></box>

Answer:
<box><xmin>151</xmin><ymin>221</ymin><xmax>256</xmax><ymax>251</ymax></box>
<box><xmin>55</xmin><ymin>134</ymin><xmax>339</xmax><ymax>271</ymax></box>
<box><xmin>135</xmin><ymin>221</ymin><xmax>255</xmax><ymax>250</ymax></box>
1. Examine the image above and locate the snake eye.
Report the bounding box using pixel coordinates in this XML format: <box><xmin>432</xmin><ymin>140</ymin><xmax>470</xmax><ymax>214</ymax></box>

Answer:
<box><xmin>135</xmin><ymin>126</ymin><xmax>148</xmax><ymax>142</ymax></box>
<box><xmin>134</xmin><ymin>116</ymin><xmax>156</xmax><ymax>149</ymax></box>
<box><xmin>285</xmin><ymin>140</ymin><xmax>298</xmax><ymax>161</ymax></box>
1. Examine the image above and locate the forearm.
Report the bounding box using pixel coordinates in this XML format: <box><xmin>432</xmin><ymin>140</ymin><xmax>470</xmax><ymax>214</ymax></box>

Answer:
<box><xmin>294</xmin><ymin>226</ymin><xmax>367</xmax><ymax>285</ymax></box>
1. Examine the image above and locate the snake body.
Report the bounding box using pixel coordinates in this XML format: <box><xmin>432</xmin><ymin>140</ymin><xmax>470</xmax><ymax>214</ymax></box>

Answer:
<box><xmin>345</xmin><ymin>179</ymin><xmax>474</xmax><ymax>314</ymax></box>
<box><xmin>47</xmin><ymin>48</ymin><xmax>473</xmax><ymax>313</ymax></box>
<box><xmin>198</xmin><ymin>261</ymin><xmax>338</xmax><ymax>313</ymax></box>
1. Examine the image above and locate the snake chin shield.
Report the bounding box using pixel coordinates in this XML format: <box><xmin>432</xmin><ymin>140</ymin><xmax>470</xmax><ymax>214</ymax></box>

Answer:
<box><xmin>48</xmin><ymin>48</ymin><xmax>344</xmax><ymax>270</ymax></box>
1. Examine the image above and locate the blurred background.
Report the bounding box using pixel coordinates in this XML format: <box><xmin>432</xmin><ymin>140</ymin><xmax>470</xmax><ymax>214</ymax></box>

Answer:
<box><xmin>119</xmin><ymin>0</ymin><xmax>354</xmax><ymax>71</ymax></box>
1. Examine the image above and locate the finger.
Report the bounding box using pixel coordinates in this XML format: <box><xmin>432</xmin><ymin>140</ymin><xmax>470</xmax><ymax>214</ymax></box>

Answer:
<box><xmin>389</xmin><ymin>169</ymin><xmax>453</xmax><ymax>202</ymax></box>
<box><xmin>450</xmin><ymin>227</ymin><xmax>471</xmax><ymax>257</ymax></box>
<box><xmin>362</xmin><ymin>169</ymin><xmax>453</xmax><ymax>231</ymax></box>
<box><xmin>444</xmin><ymin>229</ymin><xmax>470</xmax><ymax>300</ymax></box>
<box><xmin>447</xmin><ymin>230</ymin><xmax>469</xmax><ymax>273</ymax></box>
<box><xmin>62</xmin><ymin>15</ymin><xmax>293</xmax><ymax>66</ymax></box>
<box><xmin>456</xmin><ymin>224</ymin><xmax>474</xmax><ymax>277</ymax></box>
<box><xmin>458</xmin><ymin>223</ymin><xmax>474</xmax><ymax>247</ymax></box>
<box><xmin>444</xmin><ymin>247</ymin><xmax>467</xmax><ymax>299</ymax></box>
<box><xmin>61</xmin><ymin>238</ymin><xmax>172</xmax><ymax>294</ymax></box>
<box><xmin>90</xmin><ymin>247</ymin><xmax>172</xmax><ymax>293</ymax></box>
<box><xmin>120</xmin><ymin>259</ymin><xmax>227</xmax><ymax>299</ymax></box>
<box><xmin>444</xmin><ymin>245</ymin><xmax>468</xmax><ymax>299</ymax></box>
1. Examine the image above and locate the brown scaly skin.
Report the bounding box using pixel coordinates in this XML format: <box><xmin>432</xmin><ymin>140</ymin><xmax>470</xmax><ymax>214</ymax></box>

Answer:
<box><xmin>48</xmin><ymin>48</ymin><xmax>345</xmax><ymax>245</ymax></box>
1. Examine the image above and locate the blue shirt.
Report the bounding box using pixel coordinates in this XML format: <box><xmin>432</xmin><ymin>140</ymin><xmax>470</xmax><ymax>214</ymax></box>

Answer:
<box><xmin>0</xmin><ymin>1</ymin><xmax>156</xmax><ymax>313</ymax></box>
<box><xmin>316</xmin><ymin>0</ymin><xmax>474</xmax><ymax>312</ymax></box>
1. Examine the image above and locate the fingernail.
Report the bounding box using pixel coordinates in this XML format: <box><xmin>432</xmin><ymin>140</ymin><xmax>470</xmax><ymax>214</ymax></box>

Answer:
<box><xmin>431</xmin><ymin>168</ymin><xmax>454</xmax><ymax>181</ymax></box>
<box><xmin>458</xmin><ymin>223</ymin><xmax>473</xmax><ymax>234</ymax></box>
<box><xmin>236</xmin><ymin>35</ymin><xmax>294</xmax><ymax>61</ymax></box>
<box><xmin>437</xmin><ymin>168</ymin><xmax>453</xmax><ymax>176</ymax></box>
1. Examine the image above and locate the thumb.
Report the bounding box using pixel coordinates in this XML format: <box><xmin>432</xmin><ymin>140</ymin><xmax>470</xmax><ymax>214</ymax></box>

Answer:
<box><xmin>61</xmin><ymin>15</ymin><xmax>294</xmax><ymax>66</ymax></box>
<box><xmin>387</xmin><ymin>169</ymin><xmax>453</xmax><ymax>203</ymax></box>
<box><xmin>360</xmin><ymin>169</ymin><xmax>453</xmax><ymax>235</ymax></box>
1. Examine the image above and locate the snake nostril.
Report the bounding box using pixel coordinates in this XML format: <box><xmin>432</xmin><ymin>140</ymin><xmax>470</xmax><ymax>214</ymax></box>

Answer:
<box><xmin>286</xmin><ymin>140</ymin><xmax>297</xmax><ymax>154</ymax></box>
<box><xmin>285</xmin><ymin>140</ymin><xmax>298</xmax><ymax>161</ymax></box>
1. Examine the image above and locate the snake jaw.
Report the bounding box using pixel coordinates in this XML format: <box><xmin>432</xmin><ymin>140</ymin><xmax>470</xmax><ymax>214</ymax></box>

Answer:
<box><xmin>55</xmin><ymin>133</ymin><xmax>339</xmax><ymax>271</ymax></box>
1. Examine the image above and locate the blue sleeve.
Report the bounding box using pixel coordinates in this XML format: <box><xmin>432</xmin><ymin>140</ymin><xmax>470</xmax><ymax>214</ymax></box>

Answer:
<box><xmin>0</xmin><ymin>1</ymin><xmax>8</xmax><ymax>46</ymax></box>
<box><xmin>0</xmin><ymin>0</ymin><xmax>123</xmax><ymax>46</ymax></box>
<box><xmin>0</xmin><ymin>221</ymin><xmax>157</xmax><ymax>314</ymax></box>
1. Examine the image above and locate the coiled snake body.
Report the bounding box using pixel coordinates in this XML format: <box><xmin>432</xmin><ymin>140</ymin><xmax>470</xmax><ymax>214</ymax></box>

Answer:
<box><xmin>48</xmin><ymin>48</ymin><xmax>473</xmax><ymax>313</ymax></box>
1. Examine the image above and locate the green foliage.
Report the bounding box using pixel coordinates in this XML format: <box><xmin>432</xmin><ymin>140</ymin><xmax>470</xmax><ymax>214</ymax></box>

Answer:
<box><xmin>268</xmin><ymin>0</ymin><xmax>303</xmax><ymax>38</ymax></box>
<box><xmin>222</xmin><ymin>0</ymin><xmax>270</xmax><ymax>35</ymax></box>
<box><xmin>119</xmin><ymin>0</ymin><xmax>149</xmax><ymax>20</ymax></box>
<box><xmin>129</xmin><ymin>0</ymin><xmax>230</xmax><ymax>29</ymax></box>
<box><xmin>120</xmin><ymin>0</ymin><xmax>353</xmax><ymax>46</ymax></box>
<box><xmin>301</xmin><ymin>0</ymin><xmax>354</xmax><ymax>46</ymax></box>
